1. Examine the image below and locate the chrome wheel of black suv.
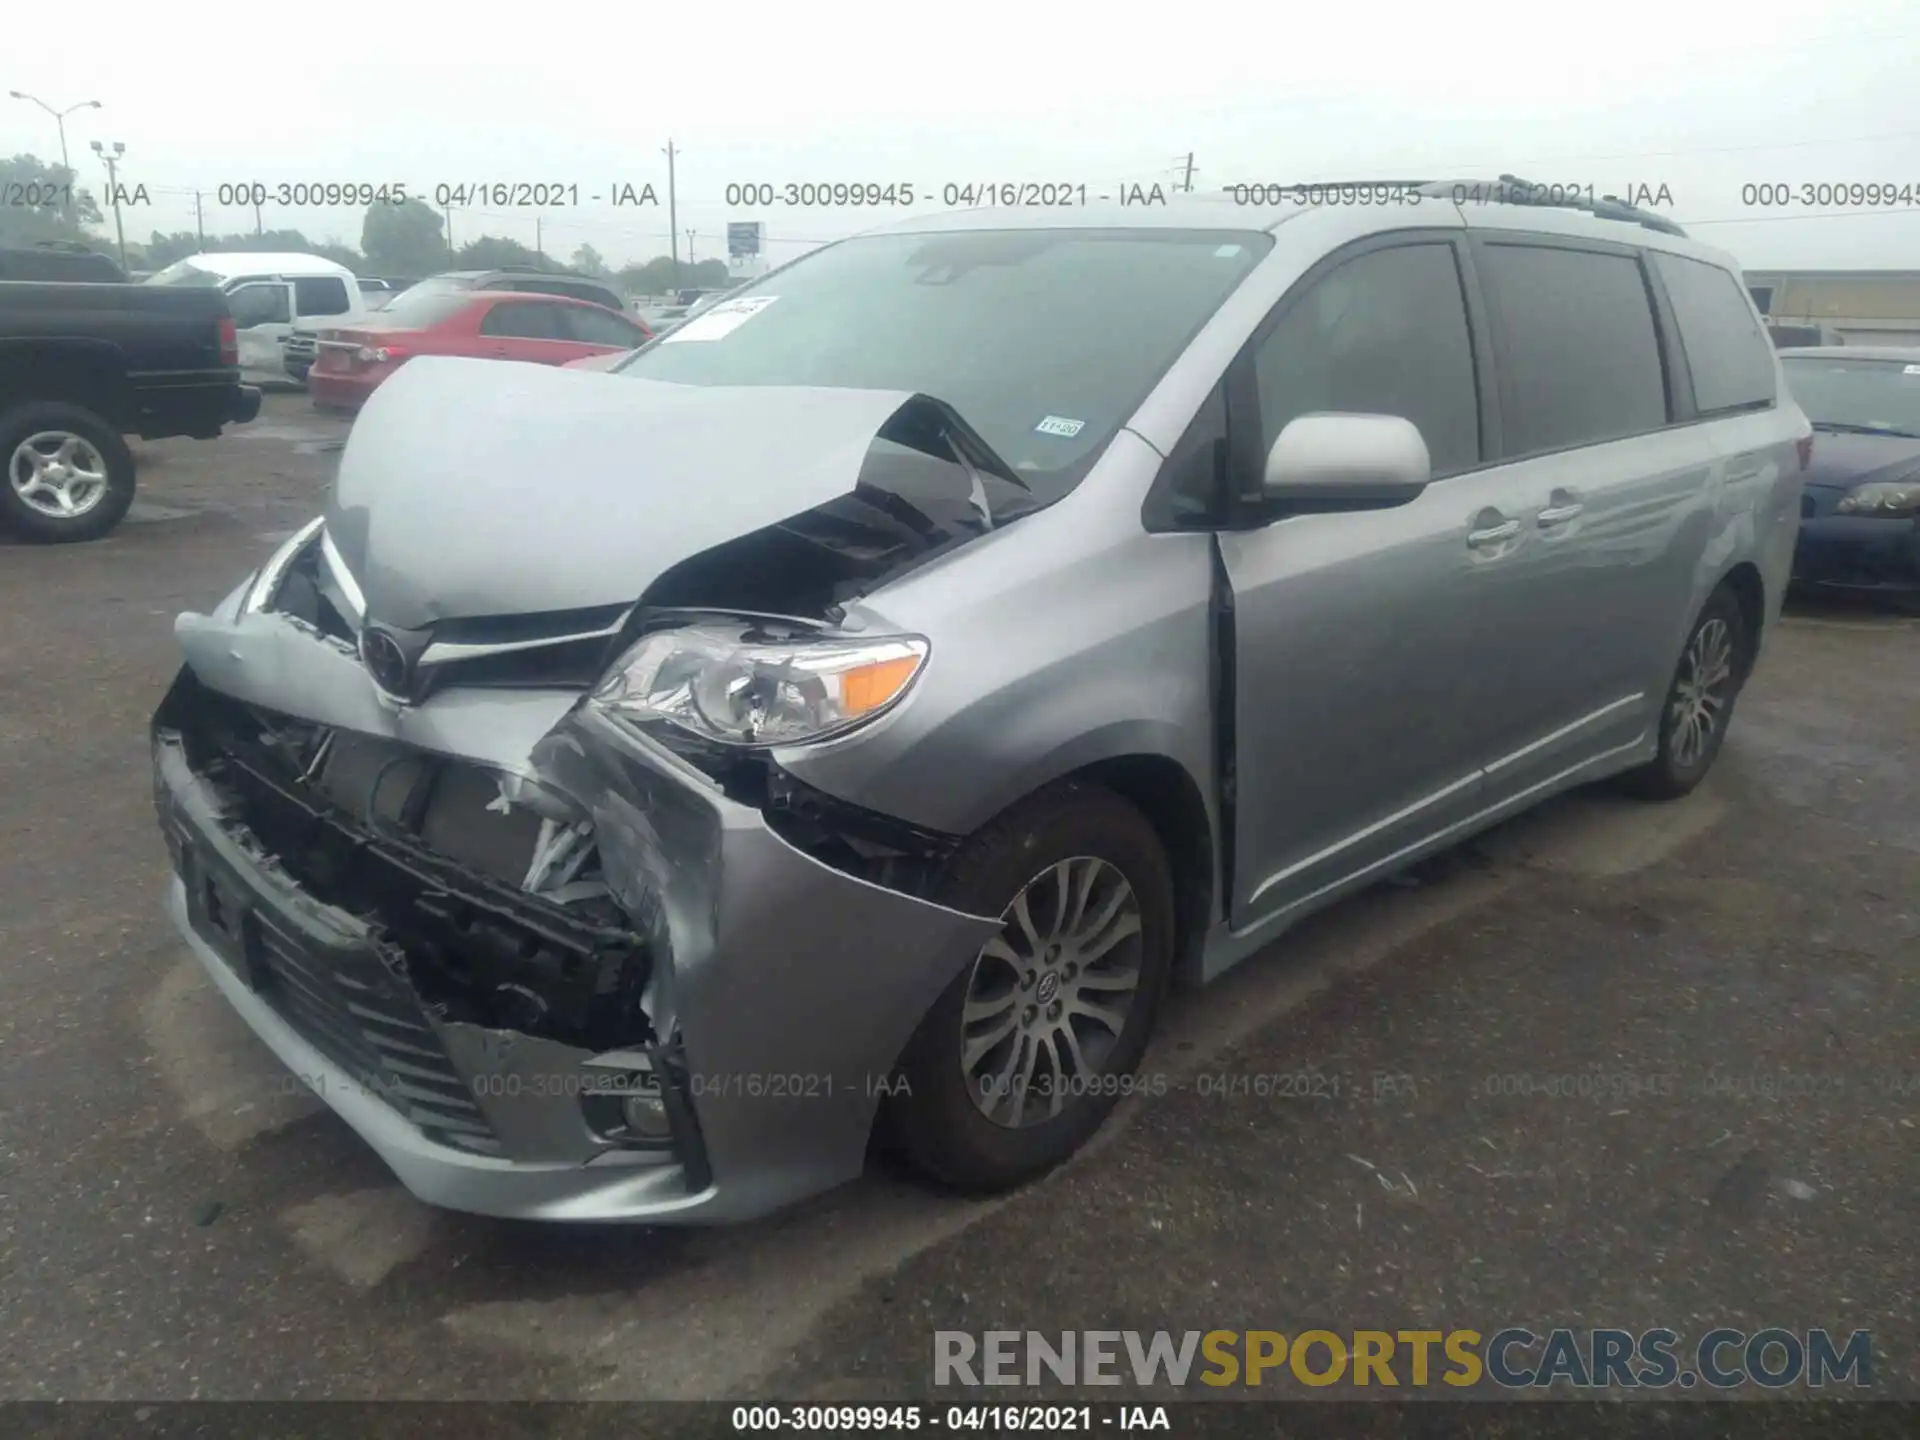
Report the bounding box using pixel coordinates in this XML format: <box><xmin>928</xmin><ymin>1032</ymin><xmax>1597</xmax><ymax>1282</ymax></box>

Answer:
<box><xmin>0</xmin><ymin>401</ymin><xmax>137</xmax><ymax>543</ymax></box>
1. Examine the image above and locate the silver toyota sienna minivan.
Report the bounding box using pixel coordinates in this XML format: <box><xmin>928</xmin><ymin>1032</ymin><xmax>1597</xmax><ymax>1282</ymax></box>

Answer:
<box><xmin>152</xmin><ymin>185</ymin><xmax>1810</xmax><ymax>1223</ymax></box>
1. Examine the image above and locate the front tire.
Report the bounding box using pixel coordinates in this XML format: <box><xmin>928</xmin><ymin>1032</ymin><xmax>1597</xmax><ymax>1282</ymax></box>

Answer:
<box><xmin>1618</xmin><ymin>587</ymin><xmax>1750</xmax><ymax>800</ymax></box>
<box><xmin>0</xmin><ymin>401</ymin><xmax>137</xmax><ymax>543</ymax></box>
<box><xmin>888</xmin><ymin>781</ymin><xmax>1175</xmax><ymax>1192</ymax></box>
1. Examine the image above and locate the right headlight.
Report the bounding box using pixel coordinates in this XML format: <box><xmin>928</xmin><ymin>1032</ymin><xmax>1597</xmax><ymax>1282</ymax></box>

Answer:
<box><xmin>1835</xmin><ymin>481</ymin><xmax>1920</xmax><ymax>517</ymax></box>
<box><xmin>590</xmin><ymin>622</ymin><xmax>930</xmax><ymax>749</ymax></box>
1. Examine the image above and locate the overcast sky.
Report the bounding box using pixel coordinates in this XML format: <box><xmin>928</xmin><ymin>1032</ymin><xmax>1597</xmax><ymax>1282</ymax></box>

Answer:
<box><xmin>9</xmin><ymin>0</ymin><xmax>1920</xmax><ymax>273</ymax></box>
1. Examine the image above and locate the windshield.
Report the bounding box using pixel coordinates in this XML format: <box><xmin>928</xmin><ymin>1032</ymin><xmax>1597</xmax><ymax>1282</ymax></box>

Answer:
<box><xmin>614</xmin><ymin>228</ymin><xmax>1272</xmax><ymax>498</ymax></box>
<box><xmin>147</xmin><ymin>259</ymin><xmax>220</xmax><ymax>286</ymax></box>
<box><xmin>1783</xmin><ymin>357</ymin><xmax>1920</xmax><ymax>437</ymax></box>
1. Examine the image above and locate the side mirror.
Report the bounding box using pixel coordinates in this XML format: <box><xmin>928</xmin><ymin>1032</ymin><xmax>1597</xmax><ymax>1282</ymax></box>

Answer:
<box><xmin>1262</xmin><ymin>413</ymin><xmax>1432</xmax><ymax>511</ymax></box>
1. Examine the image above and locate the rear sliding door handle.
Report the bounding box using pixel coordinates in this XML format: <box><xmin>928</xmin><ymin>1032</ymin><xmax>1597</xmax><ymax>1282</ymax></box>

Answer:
<box><xmin>1467</xmin><ymin>519</ymin><xmax>1521</xmax><ymax>549</ymax></box>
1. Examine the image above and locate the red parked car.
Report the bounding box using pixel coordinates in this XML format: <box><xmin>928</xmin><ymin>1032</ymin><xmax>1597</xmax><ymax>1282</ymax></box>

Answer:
<box><xmin>309</xmin><ymin>288</ymin><xmax>653</xmax><ymax>411</ymax></box>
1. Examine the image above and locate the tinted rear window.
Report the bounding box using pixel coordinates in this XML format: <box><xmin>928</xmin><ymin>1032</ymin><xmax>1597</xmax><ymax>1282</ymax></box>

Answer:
<box><xmin>1477</xmin><ymin>243</ymin><xmax>1668</xmax><ymax>456</ymax></box>
<box><xmin>294</xmin><ymin>275</ymin><xmax>352</xmax><ymax>317</ymax></box>
<box><xmin>1653</xmin><ymin>252</ymin><xmax>1776</xmax><ymax>414</ymax></box>
<box><xmin>498</xmin><ymin>276</ymin><xmax>622</xmax><ymax>309</ymax></box>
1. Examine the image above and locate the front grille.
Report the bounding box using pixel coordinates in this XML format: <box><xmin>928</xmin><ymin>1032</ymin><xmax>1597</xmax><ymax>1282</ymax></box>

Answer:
<box><xmin>252</xmin><ymin>910</ymin><xmax>503</xmax><ymax>1154</ymax></box>
<box><xmin>415</xmin><ymin>602</ymin><xmax>633</xmax><ymax>697</ymax></box>
<box><xmin>284</xmin><ymin>330</ymin><xmax>318</xmax><ymax>361</ymax></box>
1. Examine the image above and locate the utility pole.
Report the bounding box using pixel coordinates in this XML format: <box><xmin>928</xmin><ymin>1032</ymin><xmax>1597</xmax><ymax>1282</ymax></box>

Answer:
<box><xmin>194</xmin><ymin>191</ymin><xmax>206</xmax><ymax>249</ymax></box>
<box><xmin>444</xmin><ymin>204</ymin><xmax>455</xmax><ymax>260</ymax></box>
<box><xmin>90</xmin><ymin>139</ymin><xmax>129</xmax><ymax>271</ymax></box>
<box><xmin>686</xmin><ymin>228</ymin><xmax>696</xmax><ymax>266</ymax></box>
<box><xmin>1179</xmin><ymin>152</ymin><xmax>1196</xmax><ymax>193</ymax></box>
<box><xmin>9</xmin><ymin>91</ymin><xmax>102</xmax><ymax>222</ymax></box>
<box><xmin>254</xmin><ymin>199</ymin><xmax>264</xmax><ymax>237</ymax></box>
<box><xmin>536</xmin><ymin>215</ymin><xmax>544</xmax><ymax>263</ymax></box>
<box><xmin>663</xmin><ymin>139</ymin><xmax>680</xmax><ymax>291</ymax></box>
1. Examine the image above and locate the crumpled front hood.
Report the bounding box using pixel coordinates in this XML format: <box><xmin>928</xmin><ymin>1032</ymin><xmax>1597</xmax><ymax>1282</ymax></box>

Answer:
<box><xmin>324</xmin><ymin>358</ymin><xmax>918</xmax><ymax>630</ymax></box>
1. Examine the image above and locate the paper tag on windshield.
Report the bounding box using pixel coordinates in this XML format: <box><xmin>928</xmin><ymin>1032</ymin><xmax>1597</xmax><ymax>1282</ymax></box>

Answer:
<box><xmin>1035</xmin><ymin>415</ymin><xmax>1086</xmax><ymax>438</ymax></box>
<box><xmin>661</xmin><ymin>295</ymin><xmax>779</xmax><ymax>343</ymax></box>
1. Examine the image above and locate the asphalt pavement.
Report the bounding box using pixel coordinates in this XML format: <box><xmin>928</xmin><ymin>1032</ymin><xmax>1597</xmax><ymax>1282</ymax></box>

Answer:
<box><xmin>0</xmin><ymin>394</ymin><xmax>1914</xmax><ymax>1406</ymax></box>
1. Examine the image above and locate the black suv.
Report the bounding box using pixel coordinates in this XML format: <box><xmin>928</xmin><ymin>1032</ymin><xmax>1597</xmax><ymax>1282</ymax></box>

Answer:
<box><xmin>0</xmin><ymin>242</ymin><xmax>128</xmax><ymax>283</ymax></box>
<box><xmin>399</xmin><ymin>268</ymin><xmax>626</xmax><ymax>314</ymax></box>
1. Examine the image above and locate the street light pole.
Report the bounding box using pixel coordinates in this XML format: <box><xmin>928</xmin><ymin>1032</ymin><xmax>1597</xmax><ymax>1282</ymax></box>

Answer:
<box><xmin>91</xmin><ymin>139</ymin><xmax>129</xmax><ymax>272</ymax></box>
<box><xmin>8</xmin><ymin>91</ymin><xmax>103</xmax><ymax>221</ymax></box>
<box><xmin>663</xmin><ymin>139</ymin><xmax>680</xmax><ymax>292</ymax></box>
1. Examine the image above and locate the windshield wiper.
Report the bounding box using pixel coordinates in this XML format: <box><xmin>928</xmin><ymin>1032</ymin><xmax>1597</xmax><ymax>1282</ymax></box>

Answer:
<box><xmin>1810</xmin><ymin>420</ymin><xmax>1920</xmax><ymax>439</ymax></box>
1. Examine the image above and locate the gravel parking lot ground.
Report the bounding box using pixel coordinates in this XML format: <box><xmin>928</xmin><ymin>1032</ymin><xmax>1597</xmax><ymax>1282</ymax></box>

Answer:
<box><xmin>1</xmin><ymin>394</ymin><xmax>1914</xmax><ymax>1406</ymax></box>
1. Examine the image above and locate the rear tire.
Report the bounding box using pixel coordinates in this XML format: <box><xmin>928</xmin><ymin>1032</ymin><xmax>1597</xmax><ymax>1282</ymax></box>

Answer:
<box><xmin>887</xmin><ymin>781</ymin><xmax>1175</xmax><ymax>1193</ymax></box>
<box><xmin>1617</xmin><ymin>587</ymin><xmax>1750</xmax><ymax>800</ymax></box>
<box><xmin>0</xmin><ymin>401</ymin><xmax>137</xmax><ymax>544</ymax></box>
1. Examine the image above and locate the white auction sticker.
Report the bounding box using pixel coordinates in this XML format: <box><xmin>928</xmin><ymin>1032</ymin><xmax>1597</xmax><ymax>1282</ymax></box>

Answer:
<box><xmin>660</xmin><ymin>295</ymin><xmax>780</xmax><ymax>343</ymax></box>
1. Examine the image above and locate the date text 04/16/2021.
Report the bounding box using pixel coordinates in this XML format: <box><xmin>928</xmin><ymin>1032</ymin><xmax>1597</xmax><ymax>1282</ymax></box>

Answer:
<box><xmin>269</xmin><ymin>1070</ymin><xmax>914</xmax><ymax>1103</ymax></box>
<box><xmin>721</xmin><ymin>182</ymin><xmax>1172</xmax><ymax>208</ymax></box>
<box><xmin>200</xmin><ymin>181</ymin><xmax>661</xmax><ymax>208</ymax></box>
<box><xmin>729</xmin><ymin>1404</ymin><xmax>1171</xmax><ymax>1431</ymax></box>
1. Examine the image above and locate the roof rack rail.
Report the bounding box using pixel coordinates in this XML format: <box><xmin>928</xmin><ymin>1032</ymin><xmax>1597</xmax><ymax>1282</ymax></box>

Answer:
<box><xmin>1414</xmin><ymin>174</ymin><xmax>1688</xmax><ymax>237</ymax></box>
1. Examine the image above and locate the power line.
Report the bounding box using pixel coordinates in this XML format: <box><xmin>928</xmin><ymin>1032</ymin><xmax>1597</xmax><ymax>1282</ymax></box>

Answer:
<box><xmin>1684</xmin><ymin>206</ymin><xmax>1920</xmax><ymax>226</ymax></box>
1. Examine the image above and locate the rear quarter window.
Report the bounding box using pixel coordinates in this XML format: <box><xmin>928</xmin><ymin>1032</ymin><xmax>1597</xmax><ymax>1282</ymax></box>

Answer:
<box><xmin>1653</xmin><ymin>252</ymin><xmax>1777</xmax><ymax>414</ymax></box>
<box><xmin>294</xmin><ymin>275</ymin><xmax>353</xmax><ymax>317</ymax></box>
<box><xmin>1476</xmin><ymin>242</ymin><xmax>1669</xmax><ymax>457</ymax></box>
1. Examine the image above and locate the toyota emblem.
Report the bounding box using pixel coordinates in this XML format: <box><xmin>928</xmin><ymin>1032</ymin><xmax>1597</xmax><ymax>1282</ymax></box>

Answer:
<box><xmin>359</xmin><ymin>626</ymin><xmax>411</xmax><ymax>695</ymax></box>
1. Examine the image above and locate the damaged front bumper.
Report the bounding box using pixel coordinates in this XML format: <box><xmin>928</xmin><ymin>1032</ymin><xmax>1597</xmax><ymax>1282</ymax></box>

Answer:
<box><xmin>152</xmin><ymin>632</ymin><xmax>999</xmax><ymax>1224</ymax></box>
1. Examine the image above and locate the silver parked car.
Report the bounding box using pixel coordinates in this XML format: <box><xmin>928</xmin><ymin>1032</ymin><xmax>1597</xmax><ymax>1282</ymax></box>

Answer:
<box><xmin>152</xmin><ymin>187</ymin><xmax>1809</xmax><ymax>1224</ymax></box>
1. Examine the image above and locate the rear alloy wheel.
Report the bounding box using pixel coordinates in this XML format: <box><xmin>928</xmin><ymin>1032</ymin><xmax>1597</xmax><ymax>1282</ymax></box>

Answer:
<box><xmin>888</xmin><ymin>782</ymin><xmax>1173</xmax><ymax>1191</ymax></box>
<box><xmin>1619</xmin><ymin>587</ymin><xmax>1749</xmax><ymax>800</ymax></box>
<box><xmin>0</xmin><ymin>402</ymin><xmax>137</xmax><ymax>543</ymax></box>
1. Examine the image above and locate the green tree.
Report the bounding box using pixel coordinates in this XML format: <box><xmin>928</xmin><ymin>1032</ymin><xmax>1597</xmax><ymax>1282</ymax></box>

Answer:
<box><xmin>615</xmin><ymin>254</ymin><xmax>733</xmax><ymax>295</ymax></box>
<box><xmin>455</xmin><ymin>234</ymin><xmax>545</xmax><ymax>270</ymax></box>
<box><xmin>0</xmin><ymin>153</ymin><xmax>105</xmax><ymax>247</ymax></box>
<box><xmin>138</xmin><ymin>228</ymin><xmax>364</xmax><ymax>272</ymax></box>
<box><xmin>143</xmin><ymin>230</ymin><xmax>204</xmax><ymax>267</ymax></box>
<box><xmin>362</xmin><ymin>197</ymin><xmax>447</xmax><ymax>278</ymax></box>
<box><xmin>570</xmin><ymin>243</ymin><xmax>607</xmax><ymax>277</ymax></box>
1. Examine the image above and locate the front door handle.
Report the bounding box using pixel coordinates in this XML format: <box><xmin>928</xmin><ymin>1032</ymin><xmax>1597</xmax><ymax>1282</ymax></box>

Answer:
<box><xmin>1467</xmin><ymin>518</ymin><xmax>1521</xmax><ymax>549</ymax></box>
<box><xmin>1537</xmin><ymin>502</ymin><xmax>1584</xmax><ymax>526</ymax></box>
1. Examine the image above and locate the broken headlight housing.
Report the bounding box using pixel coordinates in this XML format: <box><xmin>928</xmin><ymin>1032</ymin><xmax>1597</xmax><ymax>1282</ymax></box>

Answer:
<box><xmin>1836</xmin><ymin>480</ymin><xmax>1920</xmax><ymax>517</ymax></box>
<box><xmin>590</xmin><ymin>622</ymin><xmax>929</xmax><ymax>748</ymax></box>
<box><xmin>240</xmin><ymin>515</ymin><xmax>325</xmax><ymax>614</ymax></box>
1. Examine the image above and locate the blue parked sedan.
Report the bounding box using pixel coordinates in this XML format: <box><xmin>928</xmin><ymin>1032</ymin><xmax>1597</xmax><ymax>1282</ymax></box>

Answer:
<box><xmin>1780</xmin><ymin>346</ymin><xmax>1920</xmax><ymax>607</ymax></box>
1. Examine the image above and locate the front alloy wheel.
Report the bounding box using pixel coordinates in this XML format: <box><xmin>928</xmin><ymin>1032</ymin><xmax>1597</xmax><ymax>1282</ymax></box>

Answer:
<box><xmin>961</xmin><ymin>856</ymin><xmax>1144</xmax><ymax>1129</ymax></box>
<box><xmin>888</xmin><ymin>781</ymin><xmax>1174</xmax><ymax>1192</ymax></box>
